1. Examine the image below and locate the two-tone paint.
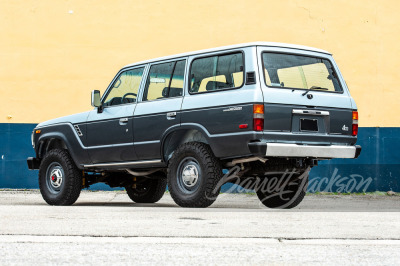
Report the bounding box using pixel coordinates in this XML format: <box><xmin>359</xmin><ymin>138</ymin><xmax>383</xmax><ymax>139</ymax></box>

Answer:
<box><xmin>28</xmin><ymin>42</ymin><xmax>361</xmax><ymax>172</ymax></box>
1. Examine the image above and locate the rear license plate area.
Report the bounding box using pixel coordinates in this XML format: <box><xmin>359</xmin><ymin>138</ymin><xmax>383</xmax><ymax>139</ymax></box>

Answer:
<box><xmin>300</xmin><ymin>118</ymin><xmax>318</xmax><ymax>132</ymax></box>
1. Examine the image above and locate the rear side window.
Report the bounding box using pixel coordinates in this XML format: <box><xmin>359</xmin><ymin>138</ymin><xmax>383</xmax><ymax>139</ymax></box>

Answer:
<box><xmin>143</xmin><ymin>60</ymin><xmax>185</xmax><ymax>101</ymax></box>
<box><xmin>189</xmin><ymin>52</ymin><xmax>244</xmax><ymax>93</ymax></box>
<box><xmin>262</xmin><ymin>53</ymin><xmax>342</xmax><ymax>92</ymax></box>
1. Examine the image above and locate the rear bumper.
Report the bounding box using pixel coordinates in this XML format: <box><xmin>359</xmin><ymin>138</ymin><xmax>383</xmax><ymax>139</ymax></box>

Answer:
<box><xmin>248</xmin><ymin>143</ymin><xmax>362</xmax><ymax>159</ymax></box>
<box><xmin>27</xmin><ymin>157</ymin><xmax>41</xmax><ymax>170</ymax></box>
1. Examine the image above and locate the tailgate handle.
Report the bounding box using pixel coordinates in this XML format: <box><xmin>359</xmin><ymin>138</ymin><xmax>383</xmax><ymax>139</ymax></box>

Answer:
<box><xmin>292</xmin><ymin>109</ymin><xmax>329</xmax><ymax>116</ymax></box>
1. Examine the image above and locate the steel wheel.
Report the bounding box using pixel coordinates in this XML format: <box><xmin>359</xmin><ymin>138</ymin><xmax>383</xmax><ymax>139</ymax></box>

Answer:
<box><xmin>45</xmin><ymin>162</ymin><xmax>64</xmax><ymax>194</ymax></box>
<box><xmin>176</xmin><ymin>157</ymin><xmax>202</xmax><ymax>194</ymax></box>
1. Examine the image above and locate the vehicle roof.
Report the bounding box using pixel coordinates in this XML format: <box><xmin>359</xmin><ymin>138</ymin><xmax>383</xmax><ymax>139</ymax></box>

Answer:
<box><xmin>123</xmin><ymin>42</ymin><xmax>331</xmax><ymax>68</ymax></box>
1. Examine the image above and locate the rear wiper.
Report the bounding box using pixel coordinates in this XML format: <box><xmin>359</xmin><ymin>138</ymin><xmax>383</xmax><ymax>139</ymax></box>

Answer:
<box><xmin>302</xmin><ymin>86</ymin><xmax>329</xmax><ymax>96</ymax></box>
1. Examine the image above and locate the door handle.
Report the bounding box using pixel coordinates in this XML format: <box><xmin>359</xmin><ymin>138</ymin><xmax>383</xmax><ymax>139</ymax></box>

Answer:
<box><xmin>119</xmin><ymin>118</ymin><xmax>129</xmax><ymax>125</ymax></box>
<box><xmin>166</xmin><ymin>112</ymin><xmax>176</xmax><ymax>120</ymax></box>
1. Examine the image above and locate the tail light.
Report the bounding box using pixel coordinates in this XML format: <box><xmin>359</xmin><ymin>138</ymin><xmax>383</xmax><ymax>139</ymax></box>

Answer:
<box><xmin>352</xmin><ymin>111</ymin><xmax>358</xmax><ymax>136</ymax></box>
<box><xmin>253</xmin><ymin>104</ymin><xmax>264</xmax><ymax>131</ymax></box>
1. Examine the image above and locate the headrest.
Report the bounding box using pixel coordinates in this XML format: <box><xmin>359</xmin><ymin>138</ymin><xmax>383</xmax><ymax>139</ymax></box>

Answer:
<box><xmin>162</xmin><ymin>87</ymin><xmax>183</xmax><ymax>97</ymax></box>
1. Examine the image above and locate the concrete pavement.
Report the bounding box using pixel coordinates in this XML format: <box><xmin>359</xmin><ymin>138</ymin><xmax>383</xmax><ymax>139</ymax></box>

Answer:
<box><xmin>0</xmin><ymin>191</ymin><xmax>399</xmax><ymax>265</ymax></box>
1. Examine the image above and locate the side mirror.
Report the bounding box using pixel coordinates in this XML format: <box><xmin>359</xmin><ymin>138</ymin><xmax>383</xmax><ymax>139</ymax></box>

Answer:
<box><xmin>91</xmin><ymin>90</ymin><xmax>101</xmax><ymax>107</ymax></box>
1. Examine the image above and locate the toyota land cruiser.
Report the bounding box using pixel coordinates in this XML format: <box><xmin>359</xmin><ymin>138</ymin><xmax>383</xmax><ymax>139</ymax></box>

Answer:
<box><xmin>27</xmin><ymin>42</ymin><xmax>361</xmax><ymax>208</ymax></box>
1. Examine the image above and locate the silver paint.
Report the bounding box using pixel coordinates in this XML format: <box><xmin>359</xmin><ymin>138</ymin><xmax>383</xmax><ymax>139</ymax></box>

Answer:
<box><xmin>265</xmin><ymin>143</ymin><xmax>357</xmax><ymax>158</ymax></box>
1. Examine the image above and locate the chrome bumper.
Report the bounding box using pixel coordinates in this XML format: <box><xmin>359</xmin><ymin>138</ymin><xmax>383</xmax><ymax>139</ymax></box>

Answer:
<box><xmin>248</xmin><ymin>143</ymin><xmax>361</xmax><ymax>159</ymax></box>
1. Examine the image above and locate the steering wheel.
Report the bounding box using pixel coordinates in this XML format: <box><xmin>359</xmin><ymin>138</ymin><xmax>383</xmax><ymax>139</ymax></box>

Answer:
<box><xmin>121</xmin><ymin>92</ymin><xmax>137</xmax><ymax>104</ymax></box>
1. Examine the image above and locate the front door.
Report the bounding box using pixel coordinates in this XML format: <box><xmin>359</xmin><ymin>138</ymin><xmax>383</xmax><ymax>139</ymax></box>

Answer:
<box><xmin>86</xmin><ymin>66</ymin><xmax>146</xmax><ymax>163</ymax></box>
<box><xmin>133</xmin><ymin>59</ymin><xmax>186</xmax><ymax>160</ymax></box>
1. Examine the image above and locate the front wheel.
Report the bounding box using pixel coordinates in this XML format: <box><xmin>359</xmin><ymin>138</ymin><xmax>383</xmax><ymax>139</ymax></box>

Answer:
<box><xmin>38</xmin><ymin>149</ymin><xmax>82</xmax><ymax>205</ymax></box>
<box><xmin>167</xmin><ymin>142</ymin><xmax>222</xmax><ymax>208</ymax></box>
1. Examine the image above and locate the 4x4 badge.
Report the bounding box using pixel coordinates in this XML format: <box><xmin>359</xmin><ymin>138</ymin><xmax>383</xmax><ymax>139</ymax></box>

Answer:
<box><xmin>342</xmin><ymin>125</ymin><xmax>349</xmax><ymax>131</ymax></box>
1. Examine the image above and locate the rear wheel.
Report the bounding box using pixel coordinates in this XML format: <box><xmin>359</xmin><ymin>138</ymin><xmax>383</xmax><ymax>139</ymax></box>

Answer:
<box><xmin>125</xmin><ymin>174</ymin><xmax>167</xmax><ymax>203</ymax></box>
<box><xmin>167</xmin><ymin>142</ymin><xmax>222</xmax><ymax>208</ymax></box>
<box><xmin>38</xmin><ymin>149</ymin><xmax>82</xmax><ymax>205</ymax></box>
<box><xmin>256</xmin><ymin>172</ymin><xmax>309</xmax><ymax>209</ymax></box>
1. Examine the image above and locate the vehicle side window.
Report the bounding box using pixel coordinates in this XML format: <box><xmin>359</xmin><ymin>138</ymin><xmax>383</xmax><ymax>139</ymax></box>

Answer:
<box><xmin>189</xmin><ymin>52</ymin><xmax>244</xmax><ymax>93</ymax></box>
<box><xmin>103</xmin><ymin>67</ymin><xmax>145</xmax><ymax>107</ymax></box>
<box><xmin>143</xmin><ymin>60</ymin><xmax>186</xmax><ymax>101</ymax></box>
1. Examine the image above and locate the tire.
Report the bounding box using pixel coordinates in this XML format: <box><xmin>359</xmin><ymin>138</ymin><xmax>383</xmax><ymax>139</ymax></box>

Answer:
<box><xmin>256</xmin><ymin>173</ymin><xmax>309</xmax><ymax>209</ymax></box>
<box><xmin>167</xmin><ymin>142</ymin><xmax>222</xmax><ymax>208</ymax></box>
<box><xmin>38</xmin><ymin>149</ymin><xmax>82</xmax><ymax>206</ymax></box>
<box><xmin>125</xmin><ymin>174</ymin><xmax>167</xmax><ymax>203</ymax></box>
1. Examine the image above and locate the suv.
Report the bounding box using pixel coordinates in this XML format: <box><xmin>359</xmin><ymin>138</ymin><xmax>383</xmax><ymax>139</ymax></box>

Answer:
<box><xmin>27</xmin><ymin>42</ymin><xmax>361</xmax><ymax>208</ymax></box>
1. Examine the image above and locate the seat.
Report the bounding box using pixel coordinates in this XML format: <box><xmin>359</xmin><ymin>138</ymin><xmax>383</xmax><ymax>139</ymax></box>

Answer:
<box><xmin>205</xmin><ymin>81</ymin><xmax>231</xmax><ymax>91</ymax></box>
<box><xmin>162</xmin><ymin>87</ymin><xmax>183</xmax><ymax>97</ymax></box>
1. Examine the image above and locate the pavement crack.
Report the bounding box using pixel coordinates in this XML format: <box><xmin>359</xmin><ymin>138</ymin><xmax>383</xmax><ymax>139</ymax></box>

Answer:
<box><xmin>1</xmin><ymin>234</ymin><xmax>400</xmax><ymax>241</ymax></box>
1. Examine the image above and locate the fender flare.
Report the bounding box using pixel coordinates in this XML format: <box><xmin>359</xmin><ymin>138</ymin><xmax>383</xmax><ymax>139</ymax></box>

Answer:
<box><xmin>159</xmin><ymin>123</ymin><xmax>215</xmax><ymax>162</ymax></box>
<box><xmin>36</xmin><ymin>124</ymin><xmax>90</xmax><ymax>169</ymax></box>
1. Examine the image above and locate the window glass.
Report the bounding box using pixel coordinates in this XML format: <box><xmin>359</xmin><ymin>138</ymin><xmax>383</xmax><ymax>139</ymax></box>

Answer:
<box><xmin>198</xmin><ymin>75</ymin><xmax>226</xmax><ymax>92</ymax></box>
<box><xmin>144</xmin><ymin>60</ymin><xmax>185</xmax><ymax>101</ymax></box>
<box><xmin>169</xmin><ymin>60</ymin><xmax>185</xmax><ymax>97</ymax></box>
<box><xmin>190</xmin><ymin>52</ymin><xmax>244</xmax><ymax>93</ymax></box>
<box><xmin>103</xmin><ymin>67</ymin><xmax>145</xmax><ymax>106</ymax></box>
<box><xmin>262</xmin><ymin>53</ymin><xmax>342</xmax><ymax>92</ymax></box>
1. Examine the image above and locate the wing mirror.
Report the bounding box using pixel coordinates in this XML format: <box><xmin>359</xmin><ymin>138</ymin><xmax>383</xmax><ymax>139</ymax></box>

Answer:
<box><xmin>91</xmin><ymin>90</ymin><xmax>101</xmax><ymax>107</ymax></box>
<box><xmin>91</xmin><ymin>90</ymin><xmax>104</xmax><ymax>113</ymax></box>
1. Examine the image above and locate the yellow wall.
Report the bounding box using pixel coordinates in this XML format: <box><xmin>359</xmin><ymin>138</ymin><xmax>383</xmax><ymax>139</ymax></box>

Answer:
<box><xmin>1</xmin><ymin>0</ymin><xmax>399</xmax><ymax>126</ymax></box>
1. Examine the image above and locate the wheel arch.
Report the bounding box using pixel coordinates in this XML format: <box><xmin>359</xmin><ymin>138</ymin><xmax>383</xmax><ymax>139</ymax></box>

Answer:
<box><xmin>38</xmin><ymin>133</ymin><xmax>69</xmax><ymax>158</ymax></box>
<box><xmin>37</xmin><ymin>132</ymin><xmax>83</xmax><ymax>169</ymax></box>
<box><xmin>160</xmin><ymin>124</ymin><xmax>215</xmax><ymax>163</ymax></box>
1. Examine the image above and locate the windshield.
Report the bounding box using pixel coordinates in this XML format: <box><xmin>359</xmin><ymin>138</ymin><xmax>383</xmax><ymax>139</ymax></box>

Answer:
<box><xmin>262</xmin><ymin>53</ymin><xmax>342</xmax><ymax>92</ymax></box>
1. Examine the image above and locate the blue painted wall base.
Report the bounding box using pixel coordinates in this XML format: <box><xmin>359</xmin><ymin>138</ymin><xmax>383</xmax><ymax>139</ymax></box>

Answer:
<box><xmin>0</xmin><ymin>124</ymin><xmax>399</xmax><ymax>192</ymax></box>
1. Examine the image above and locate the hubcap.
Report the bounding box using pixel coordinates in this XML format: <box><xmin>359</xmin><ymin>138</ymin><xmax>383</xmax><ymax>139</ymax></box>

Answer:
<box><xmin>177</xmin><ymin>157</ymin><xmax>201</xmax><ymax>193</ymax></box>
<box><xmin>50</xmin><ymin>168</ymin><xmax>63</xmax><ymax>188</ymax></box>
<box><xmin>46</xmin><ymin>162</ymin><xmax>64</xmax><ymax>193</ymax></box>
<box><xmin>182</xmin><ymin>164</ymin><xmax>199</xmax><ymax>187</ymax></box>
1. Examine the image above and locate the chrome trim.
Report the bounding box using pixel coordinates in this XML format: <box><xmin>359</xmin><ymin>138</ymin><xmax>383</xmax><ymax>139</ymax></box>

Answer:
<box><xmin>87</xmin><ymin>142</ymin><xmax>134</xmax><ymax>149</ymax></box>
<box><xmin>31</xmin><ymin>131</ymin><xmax>35</xmax><ymax>148</ymax></box>
<box><xmin>292</xmin><ymin>109</ymin><xmax>330</xmax><ymax>116</ymax></box>
<box><xmin>133</xmin><ymin>140</ymin><xmax>160</xmax><ymax>145</ymax></box>
<box><xmin>74</xmin><ymin>125</ymin><xmax>83</xmax><ymax>137</ymax></box>
<box><xmin>265</xmin><ymin>143</ymin><xmax>356</xmax><ymax>158</ymax></box>
<box><xmin>83</xmin><ymin>159</ymin><xmax>162</xmax><ymax>168</ymax></box>
<box><xmin>182</xmin><ymin>164</ymin><xmax>199</xmax><ymax>187</ymax></box>
<box><xmin>167</xmin><ymin>112</ymin><xmax>177</xmax><ymax>117</ymax></box>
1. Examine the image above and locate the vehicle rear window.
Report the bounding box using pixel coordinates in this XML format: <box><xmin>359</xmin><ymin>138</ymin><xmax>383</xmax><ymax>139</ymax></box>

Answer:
<box><xmin>262</xmin><ymin>53</ymin><xmax>343</xmax><ymax>93</ymax></box>
<box><xmin>189</xmin><ymin>52</ymin><xmax>244</xmax><ymax>93</ymax></box>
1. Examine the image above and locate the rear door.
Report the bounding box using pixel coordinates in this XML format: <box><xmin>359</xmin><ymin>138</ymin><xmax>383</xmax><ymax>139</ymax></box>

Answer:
<box><xmin>133</xmin><ymin>59</ymin><xmax>186</xmax><ymax>160</ymax></box>
<box><xmin>257</xmin><ymin>46</ymin><xmax>355</xmax><ymax>145</ymax></box>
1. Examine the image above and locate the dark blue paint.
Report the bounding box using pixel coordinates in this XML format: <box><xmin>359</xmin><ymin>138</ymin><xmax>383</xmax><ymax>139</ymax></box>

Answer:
<box><xmin>0</xmin><ymin>123</ymin><xmax>399</xmax><ymax>192</ymax></box>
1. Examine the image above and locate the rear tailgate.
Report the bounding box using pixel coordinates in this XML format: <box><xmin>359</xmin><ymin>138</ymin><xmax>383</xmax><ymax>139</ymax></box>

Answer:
<box><xmin>256</xmin><ymin>46</ymin><xmax>357</xmax><ymax>146</ymax></box>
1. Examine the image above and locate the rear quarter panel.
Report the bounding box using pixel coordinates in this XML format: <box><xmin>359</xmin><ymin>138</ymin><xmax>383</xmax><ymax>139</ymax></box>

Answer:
<box><xmin>181</xmin><ymin>47</ymin><xmax>264</xmax><ymax>158</ymax></box>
